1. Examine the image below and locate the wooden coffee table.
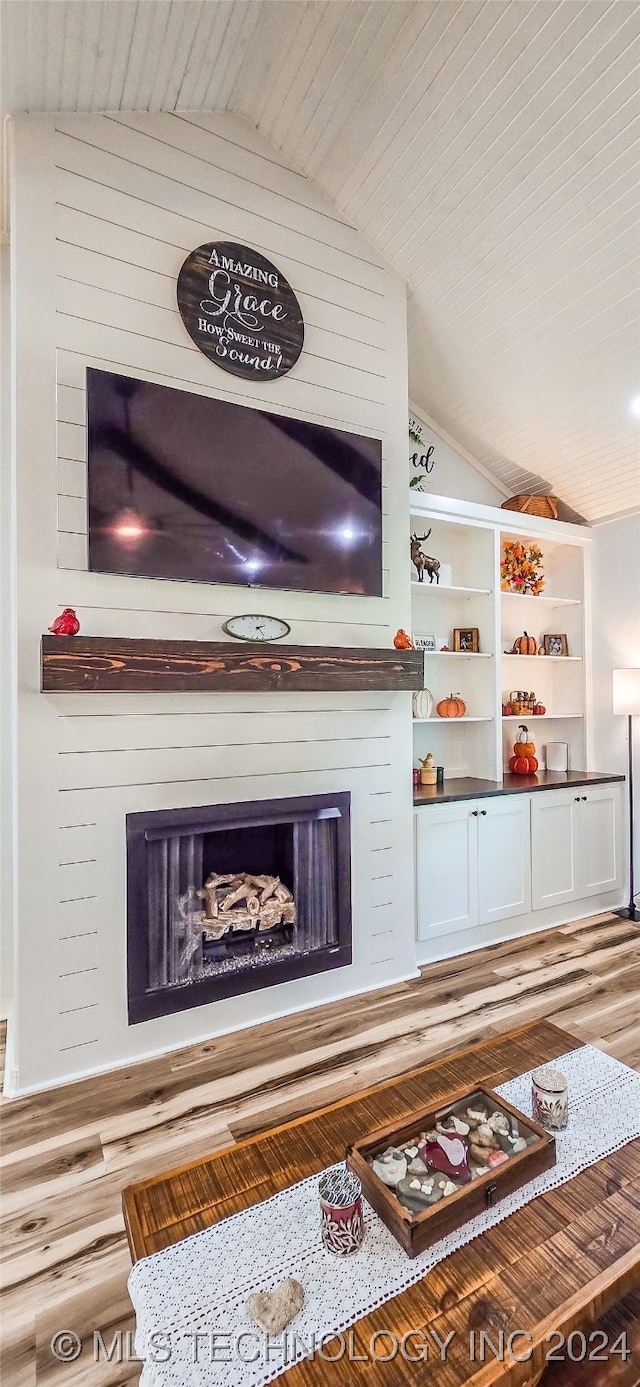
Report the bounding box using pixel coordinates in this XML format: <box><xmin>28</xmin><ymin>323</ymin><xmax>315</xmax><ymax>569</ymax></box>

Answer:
<box><xmin>123</xmin><ymin>1020</ymin><xmax>640</xmax><ymax>1385</ymax></box>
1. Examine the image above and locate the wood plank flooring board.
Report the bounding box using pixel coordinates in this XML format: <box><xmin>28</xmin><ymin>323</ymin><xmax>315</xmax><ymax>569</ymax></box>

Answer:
<box><xmin>1</xmin><ymin>1157</ymin><xmax>131</xmax><ymax>1271</ymax></box>
<box><xmin>1</xmin><ymin>1325</ymin><xmax>37</xmax><ymax>1387</ymax></box>
<box><xmin>560</xmin><ymin>913</ymin><xmax>633</xmax><ymax>937</ymax></box>
<box><xmin>546</xmin><ymin>981</ymin><xmax>638</xmax><ymax>1037</ymax></box>
<box><xmin>492</xmin><ymin>923</ymin><xmax>640</xmax><ymax>978</ymax></box>
<box><xmin>599</xmin><ymin>1031</ymin><xmax>640</xmax><ymax>1073</ymax></box>
<box><xmin>548</xmin><ymin>988</ymin><xmax>640</xmax><ymax>1048</ymax></box>
<box><xmin>35</xmin><ymin>1290</ymin><xmax>136</xmax><ymax>1387</ymax></box>
<box><xmin>1</xmin><ymin>915</ymin><xmax>639</xmax><ymax>1387</ymax></box>
<box><xmin>0</xmin><ymin>1135</ymin><xmax>105</xmax><ymax>1215</ymax></box>
<box><xmin>101</xmin><ymin>1122</ymin><xmax>235</xmax><ymax>1181</ymax></box>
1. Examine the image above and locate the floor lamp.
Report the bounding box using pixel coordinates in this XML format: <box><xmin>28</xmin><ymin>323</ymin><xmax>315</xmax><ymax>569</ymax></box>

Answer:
<box><xmin>613</xmin><ymin>668</ymin><xmax>640</xmax><ymax>924</ymax></box>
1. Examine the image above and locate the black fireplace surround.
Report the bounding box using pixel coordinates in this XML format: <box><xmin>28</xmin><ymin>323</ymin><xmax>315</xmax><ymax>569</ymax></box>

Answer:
<box><xmin>127</xmin><ymin>792</ymin><xmax>352</xmax><ymax>1024</ymax></box>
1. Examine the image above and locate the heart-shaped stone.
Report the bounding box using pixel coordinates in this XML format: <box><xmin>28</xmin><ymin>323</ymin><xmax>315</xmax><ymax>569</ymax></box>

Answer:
<box><xmin>246</xmin><ymin>1279</ymin><xmax>305</xmax><ymax>1334</ymax></box>
<box><xmin>437</xmin><ymin>1134</ymin><xmax>466</xmax><ymax>1165</ymax></box>
<box><xmin>420</xmin><ymin>1133</ymin><xmax>471</xmax><ymax>1182</ymax></box>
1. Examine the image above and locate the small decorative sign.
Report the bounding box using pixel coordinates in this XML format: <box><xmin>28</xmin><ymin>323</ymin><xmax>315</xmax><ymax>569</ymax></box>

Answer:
<box><xmin>413</xmin><ymin>633</ymin><xmax>437</xmax><ymax>652</ymax></box>
<box><xmin>177</xmin><ymin>241</ymin><xmax>304</xmax><ymax>381</ymax></box>
<box><xmin>409</xmin><ymin>414</ymin><xmax>436</xmax><ymax>488</ymax></box>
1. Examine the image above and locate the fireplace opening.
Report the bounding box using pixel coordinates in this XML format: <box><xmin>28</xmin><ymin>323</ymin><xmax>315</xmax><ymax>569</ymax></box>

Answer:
<box><xmin>127</xmin><ymin>793</ymin><xmax>351</xmax><ymax>1023</ymax></box>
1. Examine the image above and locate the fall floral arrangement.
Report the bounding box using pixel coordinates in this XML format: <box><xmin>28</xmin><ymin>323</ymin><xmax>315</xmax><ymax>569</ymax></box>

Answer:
<box><xmin>501</xmin><ymin>541</ymin><xmax>544</xmax><ymax>595</ymax></box>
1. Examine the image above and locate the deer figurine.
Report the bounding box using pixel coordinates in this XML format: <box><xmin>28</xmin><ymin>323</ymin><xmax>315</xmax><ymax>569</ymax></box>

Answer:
<box><xmin>410</xmin><ymin>530</ymin><xmax>441</xmax><ymax>584</ymax></box>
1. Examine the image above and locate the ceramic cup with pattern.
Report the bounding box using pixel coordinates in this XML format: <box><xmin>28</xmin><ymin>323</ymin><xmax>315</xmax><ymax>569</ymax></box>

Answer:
<box><xmin>531</xmin><ymin>1065</ymin><xmax>568</xmax><ymax>1130</ymax></box>
<box><xmin>319</xmin><ymin>1167</ymin><xmax>364</xmax><ymax>1255</ymax></box>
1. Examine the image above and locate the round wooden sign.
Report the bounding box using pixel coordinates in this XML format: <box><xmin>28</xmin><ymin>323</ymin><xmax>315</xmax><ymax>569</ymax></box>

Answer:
<box><xmin>176</xmin><ymin>241</ymin><xmax>304</xmax><ymax>381</ymax></box>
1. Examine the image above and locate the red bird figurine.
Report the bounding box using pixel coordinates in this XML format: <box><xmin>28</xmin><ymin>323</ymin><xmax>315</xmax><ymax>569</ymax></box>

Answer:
<box><xmin>48</xmin><ymin>607</ymin><xmax>80</xmax><ymax>636</ymax></box>
<box><xmin>393</xmin><ymin>628</ymin><xmax>414</xmax><ymax>650</ymax></box>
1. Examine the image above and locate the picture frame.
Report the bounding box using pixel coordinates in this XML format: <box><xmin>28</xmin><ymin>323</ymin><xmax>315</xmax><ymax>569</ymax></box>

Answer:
<box><xmin>413</xmin><ymin>633</ymin><xmax>437</xmax><ymax>652</ymax></box>
<box><xmin>453</xmin><ymin>627</ymin><xmax>480</xmax><ymax>654</ymax></box>
<box><xmin>543</xmin><ymin>634</ymin><xmax>568</xmax><ymax>657</ymax></box>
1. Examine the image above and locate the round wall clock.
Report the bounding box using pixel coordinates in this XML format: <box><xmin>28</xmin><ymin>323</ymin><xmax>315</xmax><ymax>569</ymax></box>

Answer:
<box><xmin>177</xmin><ymin>241</ymin><xmax>304</xmax><ymax>381</ymax></box>
<box><xmin>222</xmin><ymin>615</ymin><xmax>291</xmax><ymax>642</ymax></box>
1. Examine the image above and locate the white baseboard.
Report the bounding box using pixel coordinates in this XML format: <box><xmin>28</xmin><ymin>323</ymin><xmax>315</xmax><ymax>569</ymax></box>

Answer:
<box><xmin>414</xmin><ymin>896</ymin><xmax>624</xmax><ymax>969</ymax></box>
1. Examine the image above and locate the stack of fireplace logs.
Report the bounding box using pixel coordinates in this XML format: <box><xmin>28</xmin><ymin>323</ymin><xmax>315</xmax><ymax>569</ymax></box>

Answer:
<box><xmin>197</xmin><ymin>872</ymin><xmax>296</xmax><ymax>941</ymax></box>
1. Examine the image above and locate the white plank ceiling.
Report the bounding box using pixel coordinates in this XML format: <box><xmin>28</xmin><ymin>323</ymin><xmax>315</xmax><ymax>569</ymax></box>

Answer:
<box><xmin>2</xmin><ymin>0</ymin><xmax>639</xmax><ymax>522</ymax></box>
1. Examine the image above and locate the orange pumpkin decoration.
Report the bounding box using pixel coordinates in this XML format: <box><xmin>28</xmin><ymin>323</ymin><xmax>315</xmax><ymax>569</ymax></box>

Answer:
<box><xmin>514</xmin><ymin>725</ymin><xmax>536</xmax><ymax>757</ymax></box>
<box><xmin>510</xmin><ymin>724</ymin><xmax>537</xmax><ymax>773</ymax></box>
<box><xmin>510</xmin><ymin>631</ymin><xmax>537</xmax><ymax>655</ymax></box>
<box><xmin>436</xmin><ymin>692</ymin><xmax>466</xmax><ymax>718</ymax></box>
<box><xmin>509</xmin><ymin>754</ymin><xmax>539</xmax><ymax>774</ymax></box>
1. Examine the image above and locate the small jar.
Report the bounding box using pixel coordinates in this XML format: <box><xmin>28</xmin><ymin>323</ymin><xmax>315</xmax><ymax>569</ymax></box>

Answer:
<box><xmin>319</xmin><ymin>1167</ymin><xmax>364</xmax><ymax>1255</ymax></box>
<box><xmin>412</xmin><ymin>768</ymin><xmax>420</xmax><ymax>788</ymax></box>
<box><xmin>531</xmin><ymin>1065</ymin><xmax>568</xmax><ymax>1130</ymax></box>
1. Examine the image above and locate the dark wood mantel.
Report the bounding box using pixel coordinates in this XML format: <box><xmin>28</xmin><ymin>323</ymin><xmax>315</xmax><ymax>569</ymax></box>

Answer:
<box><xmin>41</xmin><ymin>635</ymin><xmax>424</xmax><ymax>694</ymax></box>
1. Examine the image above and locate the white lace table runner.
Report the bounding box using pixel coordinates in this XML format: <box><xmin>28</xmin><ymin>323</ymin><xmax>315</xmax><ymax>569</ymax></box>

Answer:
<box><xmin>129</xmin><ymin>1045</ymin><xmax>640</xmax><ymax>1387</ymax></box>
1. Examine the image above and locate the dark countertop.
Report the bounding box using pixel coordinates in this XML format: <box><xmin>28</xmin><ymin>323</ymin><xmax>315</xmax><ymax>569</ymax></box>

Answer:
<box><xmin>413</xmin><ymin>770</ymin><xmax>625</xmax><ymax>806</ymax></box>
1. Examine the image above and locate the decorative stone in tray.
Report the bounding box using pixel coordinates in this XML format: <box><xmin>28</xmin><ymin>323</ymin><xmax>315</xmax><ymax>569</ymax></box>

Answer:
<box><xmin>346</xmin><ymin>1085</ymin><xmax>555</xmax><ymax>1258</ymax></box>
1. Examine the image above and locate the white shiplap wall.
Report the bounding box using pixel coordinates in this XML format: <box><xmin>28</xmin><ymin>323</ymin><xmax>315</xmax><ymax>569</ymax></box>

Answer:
<box><xmin>3</xmin><ymin>0</ymin><xmax>639</xmax><ymax>523</ymax></box>
<box><xmin>8</xmin><ymin>110</ymin><xmax>415</xmax><ymax>1093</ymax></box>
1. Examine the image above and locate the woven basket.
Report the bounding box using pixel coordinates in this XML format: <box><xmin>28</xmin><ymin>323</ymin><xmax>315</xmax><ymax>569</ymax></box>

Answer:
<box><xmin>501</xmin><ymin>494</ymin><xmax>558</xmax><ymax>520</ymax></box>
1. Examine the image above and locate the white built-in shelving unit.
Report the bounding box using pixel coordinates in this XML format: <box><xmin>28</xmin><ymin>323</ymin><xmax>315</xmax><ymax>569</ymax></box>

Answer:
<box><xmin>409</xmin><ymin>494</ymin><xmax>591</xmax><ymax>780</ymax></box>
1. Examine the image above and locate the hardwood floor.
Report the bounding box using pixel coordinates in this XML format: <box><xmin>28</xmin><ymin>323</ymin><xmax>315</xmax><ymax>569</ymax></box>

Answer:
<box><xmin>1</xmin><ymin>909</ymin><xmax>639</xmax><ymax>1386</ymax></box>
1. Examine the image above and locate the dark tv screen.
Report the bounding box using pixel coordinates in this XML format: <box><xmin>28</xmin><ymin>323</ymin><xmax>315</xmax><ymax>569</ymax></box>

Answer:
<box><xmin>86</xmin><ymin>370</ymin><xmax>383</xmax><ymax>596</ymax></box>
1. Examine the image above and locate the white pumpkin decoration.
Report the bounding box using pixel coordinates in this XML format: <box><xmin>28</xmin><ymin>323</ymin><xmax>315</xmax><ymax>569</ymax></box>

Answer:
<box><xmin>412</xmin><ymin>688</ymin><xmax>434</xmax><ymax>720</ymax></box>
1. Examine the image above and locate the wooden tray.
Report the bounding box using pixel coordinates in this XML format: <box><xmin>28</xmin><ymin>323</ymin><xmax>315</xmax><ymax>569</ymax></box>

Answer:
<box><xmin>346</xmin><ymin>1082</ymin><xmax>556</xmax><ymax>1258</ymax></box>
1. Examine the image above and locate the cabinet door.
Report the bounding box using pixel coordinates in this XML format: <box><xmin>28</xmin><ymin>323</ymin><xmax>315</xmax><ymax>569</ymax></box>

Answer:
<box><xmin>416</xmin><ymin>804</ymin><xmax>477</xmax><ymax>941</ymax></box>
<box><xmin>579</xmin><ymin>787</ymin><xmax>622</xmax><ymax>896</ymax></box>
<box><xmin>531</xmin><ymin>791</ymin><xmax>579</xmax><ymax>910</ymax></box>
<box><xmin>477</xmin><ymin>797</ymin><xmax>531</xmax><ymax>925</ymax></box>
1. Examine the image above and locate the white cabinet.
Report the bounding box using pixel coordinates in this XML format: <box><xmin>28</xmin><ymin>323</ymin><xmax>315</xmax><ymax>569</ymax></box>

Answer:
<box><xmin>531</xmin><ymin>792</ymin><xmax>579</xmax><ymax>910</ymax></box>
<box><xmin>416</xmin><ymin>796</ymin><xmax>530</xmax><ymax>943</ymax></box>
<box><xmin>531</xmin><ymin>784</ymin><xmax>622</xmax><ymax>911</ymax></box>
<box><xmin>417</xmin><ymin>784</ymin><xmax>624</xmax><ymax>955</ymax></box>
<box><xmin>416</xmin><ymin>803</ymin><xmax>477</xmax><ymax>940</ymax></box>
<box><xmin>579</xmin><ymin>786</ymin><xmax>620</xmax><ymax>895</ymax></box>
<box><xmin>478</xmin><ymin>796</ymin><xmax>531</xmax><ymax>925</ymax></box>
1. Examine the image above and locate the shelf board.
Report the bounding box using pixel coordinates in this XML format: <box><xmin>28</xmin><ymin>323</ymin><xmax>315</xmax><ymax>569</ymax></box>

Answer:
<box><xmin>501</xmin><ymin>591</ymin><xmax>581</xmax><ymax>606</ymax></box>
<box><xmin>41</xmin><ymin>636</ymin><xmax>424</xmax><ymax>694</ymax></box>
<box><xmin>424</xmin><ymin>651</ymin><xmax>493</xmax><ymax>658</ymax></box>
<box><xmin>502</xmin><ymin>713</ymin><xmax>584</xmax><ymax>720</ymax></box>
<box><xmin>502</xmin><ymin>653</ymin><xmax>582</xmax><ymax>661</ymax></box>
<box><xmin>413</xmin><ymin>716</ymin><xmax>493</xmax><ymax>723</ymax></box>
<box><xmin>411</xmin><ymin>582</ymin><xmax>492</xmax><ymax>596</ymax></box>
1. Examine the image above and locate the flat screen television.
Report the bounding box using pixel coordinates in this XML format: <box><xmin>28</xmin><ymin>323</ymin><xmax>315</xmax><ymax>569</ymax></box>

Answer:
<box><xmin>86</xmin><ymin>369</ymin><xmax>383</xmax><ymax>596</ymax></box>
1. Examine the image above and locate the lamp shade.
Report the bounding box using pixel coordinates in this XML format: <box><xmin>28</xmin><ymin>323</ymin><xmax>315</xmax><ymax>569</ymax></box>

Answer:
<box><xmin>613</xmin><ymin>668</ymin><xmax>640</xmax><ymax>716</ymax></box>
